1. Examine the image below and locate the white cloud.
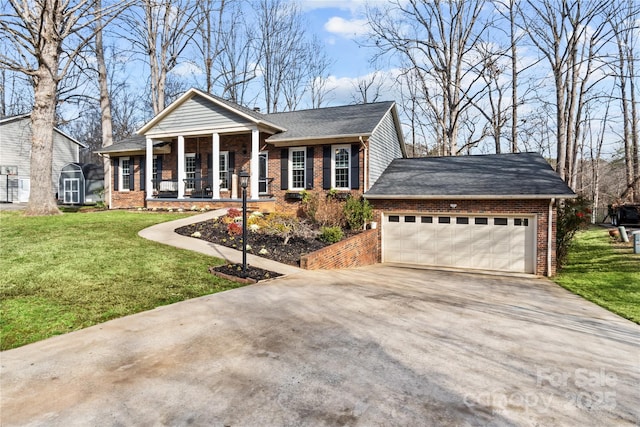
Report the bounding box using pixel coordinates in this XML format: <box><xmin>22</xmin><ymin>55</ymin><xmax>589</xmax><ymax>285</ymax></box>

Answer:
<box><xmin>170</xmin><ymin>61</ymin><xmax>202</xmax><ymax>77</ymax></box>
<box><xmin>324</xmin><ymin>16</ymin><xmax>369</xmax><ymax>38</ymax></box>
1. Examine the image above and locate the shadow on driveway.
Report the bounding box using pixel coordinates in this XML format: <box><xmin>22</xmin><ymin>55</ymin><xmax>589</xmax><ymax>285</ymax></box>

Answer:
<box><xmin>1</xmin><ymin>265</ymin><xmax>638</xmax><ymax>425</ymax></box>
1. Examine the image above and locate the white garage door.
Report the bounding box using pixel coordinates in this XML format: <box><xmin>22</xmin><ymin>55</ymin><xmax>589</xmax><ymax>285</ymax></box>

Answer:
<box><xmin>382</xmin><ymin>213</ymin><xmax>536</xmax><ymax>274</ymax></box>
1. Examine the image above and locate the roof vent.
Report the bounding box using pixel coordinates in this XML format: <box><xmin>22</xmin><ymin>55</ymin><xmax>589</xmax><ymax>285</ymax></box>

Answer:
<box><xmin>253</xmin><ymin>107</ymin><xmax>261</xmax><ymax>112</ymax></box>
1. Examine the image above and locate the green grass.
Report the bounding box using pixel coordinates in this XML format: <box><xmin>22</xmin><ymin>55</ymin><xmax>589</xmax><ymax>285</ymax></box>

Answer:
<box><xmin>553</xmin><ymin>226</ymin><xmax>640</xmax><ymax>323</ymax></box>
<box><xmin>0</xmin><ymin>210</ymin><xmax>241</xmax><ymax>350</ymax></box>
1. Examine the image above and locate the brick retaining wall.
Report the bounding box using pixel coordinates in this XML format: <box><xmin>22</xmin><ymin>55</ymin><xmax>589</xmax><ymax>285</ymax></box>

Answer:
<box><xmin>300</xmin><ymin>228</ymin><xmax>379</xmax><ymax>270</ymax></box>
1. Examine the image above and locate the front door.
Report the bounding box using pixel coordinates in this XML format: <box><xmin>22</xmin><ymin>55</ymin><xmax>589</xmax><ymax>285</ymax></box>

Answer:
<box><xmin>63</xmin><ymin>178</ymin><xmax>80</xmax><ymax>204</ymax></box>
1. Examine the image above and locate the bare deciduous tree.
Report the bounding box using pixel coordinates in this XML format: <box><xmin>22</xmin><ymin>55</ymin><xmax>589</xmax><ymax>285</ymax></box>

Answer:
<box><xmin>256</xmin><ymin>0</ymin><xmax>312</xmax><ymax>113</ymax></box>
<box><xmin>351</xmin><ymin>71</ymin><xmax>384</xmax><ymax>105</ymax></box>
<box><xmin>367</xmin><ymin>0</ymin><xmax>493</xmax><ymax>156</ymax></box>
<box><xmin>122</xmin><ymin>0</ymin><xmax>199</xmax><ymax>115</ymax></box>
<box><xmin>609</xmin><ymin>0</ymin><xmax>640</xmax><ymax>202</ymax></box>
<box><xmin>521</xmin><ymin>0</ymin><xmax>612</xmax><ymax>187</ymax></box>
<box><xmin>0</xmin><ymin>0</ymin><xmax>123</xmax><ymax>215</ymax></box>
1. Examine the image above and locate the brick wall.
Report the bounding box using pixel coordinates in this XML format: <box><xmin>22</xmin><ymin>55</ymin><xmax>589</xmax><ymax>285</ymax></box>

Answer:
<box><xmin>300</xmin><ymin>229</ymin><xmax>379</xmax><ymax>270</ymax></box>
<box><xmin>369</xmin><ymin>199</ymin><xmax>557</xmax><ymax>276</ymax></box>
<box><xmin>269</xmin><ymin>144</ymin><xmax>365</xmax><ymax>213</ymax></box>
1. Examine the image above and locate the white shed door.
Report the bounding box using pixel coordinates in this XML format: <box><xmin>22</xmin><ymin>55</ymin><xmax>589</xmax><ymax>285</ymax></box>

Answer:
<box><xmin>382</xmin><ymin>213</ymin><xmax>536</xmax><ymax>274</ymax></box>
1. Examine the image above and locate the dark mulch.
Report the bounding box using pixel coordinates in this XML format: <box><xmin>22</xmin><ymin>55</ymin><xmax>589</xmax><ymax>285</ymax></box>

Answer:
<box><xmin>210</xmin><ymin>264</ymin><xmax>282</xmax><ymax>282</ymax></box>
<box><xmin>175</xmin><ymin>219</ymin><xmax>329</xmax><ymax>266</ymax></box>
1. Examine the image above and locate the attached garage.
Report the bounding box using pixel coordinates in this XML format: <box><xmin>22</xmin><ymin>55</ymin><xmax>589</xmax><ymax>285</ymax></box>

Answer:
<box><xmin>365</xmin><ymin>153</ymin><xmax>576</xmax><ymax>276</ymax></box>
<box><xmin>382</xmin><ymin>213</ymin><xmax>536</xmax><ymax>273</ymax></box>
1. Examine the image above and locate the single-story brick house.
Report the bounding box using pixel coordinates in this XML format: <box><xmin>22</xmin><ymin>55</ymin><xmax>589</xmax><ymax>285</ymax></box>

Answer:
<box><xmin>95</xmin><ymin>87</ymin><xmax>405</xmax><ymax>211</ymax></box>
<box><xmin>364</xmin><ymin>153</ymin><xmax>576</xmax><ymax>276</ymax></box>
<box><xmin>97</xmin><ymin>88</ymin><xmax>574</xmax><ymax>276</ymax></box>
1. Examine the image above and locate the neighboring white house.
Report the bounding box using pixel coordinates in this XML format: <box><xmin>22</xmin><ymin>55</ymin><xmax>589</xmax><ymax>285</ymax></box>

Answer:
<box><xmin>0</xmin><ymin>114</ymin><xmax>86</xmax><ymax>203</ymax></box>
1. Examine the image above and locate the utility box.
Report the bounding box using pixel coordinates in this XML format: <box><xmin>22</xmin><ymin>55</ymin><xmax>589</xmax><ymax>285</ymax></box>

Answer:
<box><xmin>633</xmin><ymin>231</ymin><xmax>640</xmax><ymax>254</ymax></box>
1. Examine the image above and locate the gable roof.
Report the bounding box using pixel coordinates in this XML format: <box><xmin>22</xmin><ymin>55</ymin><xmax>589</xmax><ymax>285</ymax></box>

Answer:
<box><xmin>365</xmin><ymin>152</ymin><xmax>576</xmax><ymax>199</ymax></box>
<box><xmin>137</xmin><ymin>88</ymin><xmax>286</xmax><ymax>135</ymax></box>
<box><xmin>0</xmin><ymin>114</ymin><xmax>87</xmax><ymax>148</ymax></box>
<box><xmin>264</xmin><ymin>102</ymin><xmax>397</xmax><ymax>143</ymax></box>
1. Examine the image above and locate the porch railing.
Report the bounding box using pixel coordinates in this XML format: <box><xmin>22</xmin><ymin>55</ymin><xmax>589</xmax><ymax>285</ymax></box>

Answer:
<box><xmin>151</xmin><ymin>177</ymin><xmax>273</xmax><ymax>199</ymax></box>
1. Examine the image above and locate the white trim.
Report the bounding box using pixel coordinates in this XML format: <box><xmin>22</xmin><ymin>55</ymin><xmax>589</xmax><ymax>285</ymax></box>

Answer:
<box><xmin>177</xmin><ymin>136</ymin><xmax>185</xmax><ymax>198</ymax></box>
<box><xmin>119</xmin><ymin>156</ymin><xmax>131</xmax><ymax>192</ymax></box>
<box><xmin>145</xmin><ymin>138</ymin><xmax>154</xmax><ymax>198</ymax></box>
<box><xmin>258</xmin><ymin>151</ymin><xmax>269</xmax><ymax>194</ymax></box>
<box><xmin>185</xmin><ymin>152</ymin><xmax>196</xmax><ymax>190</ymax></box>
<box><xmin>288</xmin><ymin>147</ymin><xmax>306</xmax><ymax>191</ymax></box>
<box><xmin>212</xmin><ymin>133</ymin><xmax>220</xmax><ymax>199</ymax></box>
<box><xmin>219</xmin><ymin>151</ymin><xmax>229</xmax><ymax>190</ymax></box>
<box><xmin>250</xmin><ymin>128</ymin><xmax>260</xmax><ymax>200</ymax></box>
<box><xmin>331</xmin><ymin>144</ymin><xmax>351</xmax><ymax>190</ymax></box>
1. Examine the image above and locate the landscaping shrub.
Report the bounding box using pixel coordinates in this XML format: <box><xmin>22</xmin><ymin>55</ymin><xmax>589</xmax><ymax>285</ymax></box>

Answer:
<box><xmin>319</xmin><ymin>226</ymin><xmax>344</xmax><ymax>244</ymax></box>
<box><xmin>301</xmin><ymin>190</ymin><xmax>319</xmax><ymax>221</ymax></box>
<box><xmin>227</xmin><ymin>222</ymin><xmax>242</xmax><ymax>236</ymax></box>
<box><xmin>261</xmin><ymin>212</ymin><xmax>301</xmax><ymax>244</ymax></box>
<box><xmin>344</xmin><ymin>196</ymin><xmax>373</xmax><ymax>230</ymax></box>
<box><xmin>315</xmin><ymin>196</ymin><xmax>347</xmax><ymax>227</ymax></box>
<box><xmin>227</xmin><ymin>208</ymin><xmax>241</xmax><ymax>217</ymax></box>
<box><xmin>556</xmin><ymin>196</ymin><xmax>592</xmax><ymax>268</ymax></box>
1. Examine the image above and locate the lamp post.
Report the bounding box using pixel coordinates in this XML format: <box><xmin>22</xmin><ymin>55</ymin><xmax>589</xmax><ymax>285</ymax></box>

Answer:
<box><xmin>239</xmin><ymin>170</ymin><xmax>249</xmax><ymax>277</ymax></box>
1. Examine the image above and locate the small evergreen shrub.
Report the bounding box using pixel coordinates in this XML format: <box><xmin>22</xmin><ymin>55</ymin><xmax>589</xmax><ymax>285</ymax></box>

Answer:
<box><xmin>319</xmin><ymin>226</ymin><xmax>344</xmax><ymax>244</ymax></box>
<box><xmin>344</xmin><ymin>196</ymin><xmax>373</xmax><ymax>230</ymax></box>
<box><xmin>556</xmin><ymin>196</ymin><xmax>591</xmax><ymax>268</ymax></box>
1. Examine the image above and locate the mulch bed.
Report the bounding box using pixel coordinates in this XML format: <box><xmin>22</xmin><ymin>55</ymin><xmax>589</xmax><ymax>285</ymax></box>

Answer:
<box><xmin>175</xmin><ymin>219</ymin><xmax>329</xmax><ymax>266</ymax></box>
<box><xmin>209</xmin><ymin>264</ymin><xmax>282</xmax><ymax>283</ymax></box>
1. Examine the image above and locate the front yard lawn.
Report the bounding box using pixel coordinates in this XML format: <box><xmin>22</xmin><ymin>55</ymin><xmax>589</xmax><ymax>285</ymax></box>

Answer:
<box><xmin>0</xmin><ymin>210</ymin><xmax>239</xmax><ymax>350</ymax></box>
<box><xmin>553</xmin><ymin>226</ymin><xmax>640</xmax><ymax>323</ymax></box>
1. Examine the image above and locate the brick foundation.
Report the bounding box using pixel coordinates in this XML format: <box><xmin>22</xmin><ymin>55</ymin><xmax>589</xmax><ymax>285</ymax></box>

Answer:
<box><xmin>300</xmin><ymin>228</ymin><xmax>379</xmax><ymax>270</ymax></box>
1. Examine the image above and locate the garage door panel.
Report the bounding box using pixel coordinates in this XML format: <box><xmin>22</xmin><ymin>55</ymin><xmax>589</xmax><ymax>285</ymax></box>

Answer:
<box><xmin>383</xmin><ymin>213</ymin><xmax>535</xmax><ymax>274</ymax></box>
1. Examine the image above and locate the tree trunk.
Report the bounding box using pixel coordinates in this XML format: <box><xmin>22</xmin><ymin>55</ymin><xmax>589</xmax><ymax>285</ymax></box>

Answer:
<box><xmin>510</xmin><ymin>0</ymin><xmax>518</xmax><ymax>153</ymax></box>
<box><xmin>26</xmin><ymin>48</ymin><xmax>60</xmax><ymax>216</ymax></box>
<box><xmin>95</xmin><ymin>0</ymin><xmax>113</xmax><ymax>208</ymax></box>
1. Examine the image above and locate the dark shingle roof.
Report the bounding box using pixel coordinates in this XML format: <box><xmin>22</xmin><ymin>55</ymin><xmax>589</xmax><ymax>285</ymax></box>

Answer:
<box><xmin>95</xmin><ymin>135</ymin><xmax>169</xmax><ymax>154</ymax></box>
<box><xmin>265</xmin><ymin>102</ymin><xmax>395</xmax><ymax>142</ymax></box>
<box><xmin>365</xmin><ymin>152</ymin><xmax>576</xmax><ymax>199</ymax></box>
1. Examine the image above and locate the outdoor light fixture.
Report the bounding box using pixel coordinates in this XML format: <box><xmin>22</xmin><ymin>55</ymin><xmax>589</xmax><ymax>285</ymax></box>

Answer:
<box><xmin>239</xmin><ymin>170</ymin><xmax>249</xmax><ymax>189</ymax></box>
<box><xmin>239</xmin><ymin>170</ymin><xmax>250</xmax><ymax>277</ymax></box>
<box><xmin>450</xmin><ymin>203</ymin><xmax>457</xmax><ymax>209</ymax></box>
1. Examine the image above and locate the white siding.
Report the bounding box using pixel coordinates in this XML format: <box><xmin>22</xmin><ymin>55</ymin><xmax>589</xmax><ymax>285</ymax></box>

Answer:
<box><xmin>148</xmin><ymin>95</ymin><xmax>253</xmax><ymax>135</ymax></box>
<box><xmin>368</xmin><ymin>109</ymin><xmax>403</xmax><ymax>187</ymax></box>
<box><xmin>0</xmin><ymin>116</ymin><xmax>80</xmax><ymax>201</ymax></box>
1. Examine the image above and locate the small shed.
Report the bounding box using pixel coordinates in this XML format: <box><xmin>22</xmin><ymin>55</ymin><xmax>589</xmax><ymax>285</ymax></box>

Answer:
<box><xmin>58</xmin><ymin>163</ymin><xmax>104</xmax><ymax>205</ymax></box>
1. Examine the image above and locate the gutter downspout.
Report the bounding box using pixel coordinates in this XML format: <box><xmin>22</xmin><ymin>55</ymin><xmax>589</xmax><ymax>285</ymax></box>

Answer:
<box><xmin>359</xmin><ymin>136</ymin><xmax>368</xmax><ymax>191</ymax></box>
<box><xmin>548</xmin><ymin>198</ymin><xmax>555</xmax><ymax>277</ymax></box>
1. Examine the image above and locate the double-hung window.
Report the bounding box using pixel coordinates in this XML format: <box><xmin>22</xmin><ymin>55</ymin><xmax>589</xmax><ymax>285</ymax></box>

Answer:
<box><xmin>289</xmin><ymin>147</ymin><xmax>306</xmax><ymax>190</ymax></box>
<box><xmin>185</xmin><ymin>153</ymin><xmax>196</xmax><ymax>190</ymax></box>
<box><xmin>219</xmin><ymin>151</ymin><xmax>229</xmax><ymax>190</ymax></box>
<box><xmin>120</xmin><ymin>157</ymin><xmax>131</xmax><ymax>191</ymax></box>
<box><xmin>332</xmin><ymin>145</ymin><xmax>350</xmax><ymax>189</ymax></box>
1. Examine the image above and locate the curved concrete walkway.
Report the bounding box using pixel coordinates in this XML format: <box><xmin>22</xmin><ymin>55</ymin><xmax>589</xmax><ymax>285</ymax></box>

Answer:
<box><xmin>138</xmin><ymin>209</ymin><xmax>302</xmax><ymax>276</ymax></box>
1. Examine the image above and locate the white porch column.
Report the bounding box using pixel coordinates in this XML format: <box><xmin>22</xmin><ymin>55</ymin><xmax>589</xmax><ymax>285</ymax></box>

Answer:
<box><xmin>250</xmin><ymin>128</ymin><xmax>259</xmax><ymax>200</ymax></box>
<box><xmin>177</xmin><ymin>135</ymin><xmax>185</xmax><ymax>199</ymax></box>
<box><xmin>212</xmin><ymin>132</ymin><xmax>220</xmax><ymax>199</ymax></box>
<box><xmin>145</xmin><ymin>138</ymin><xmax>154</xmax><ymax>199</ymax></box>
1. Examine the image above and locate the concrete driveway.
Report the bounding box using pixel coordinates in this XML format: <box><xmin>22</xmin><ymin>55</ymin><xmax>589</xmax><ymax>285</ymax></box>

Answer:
<box><xmin>1</xmin><ymin>266</ymin><xmax>638</xmax><ymax>426</ymax></box>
